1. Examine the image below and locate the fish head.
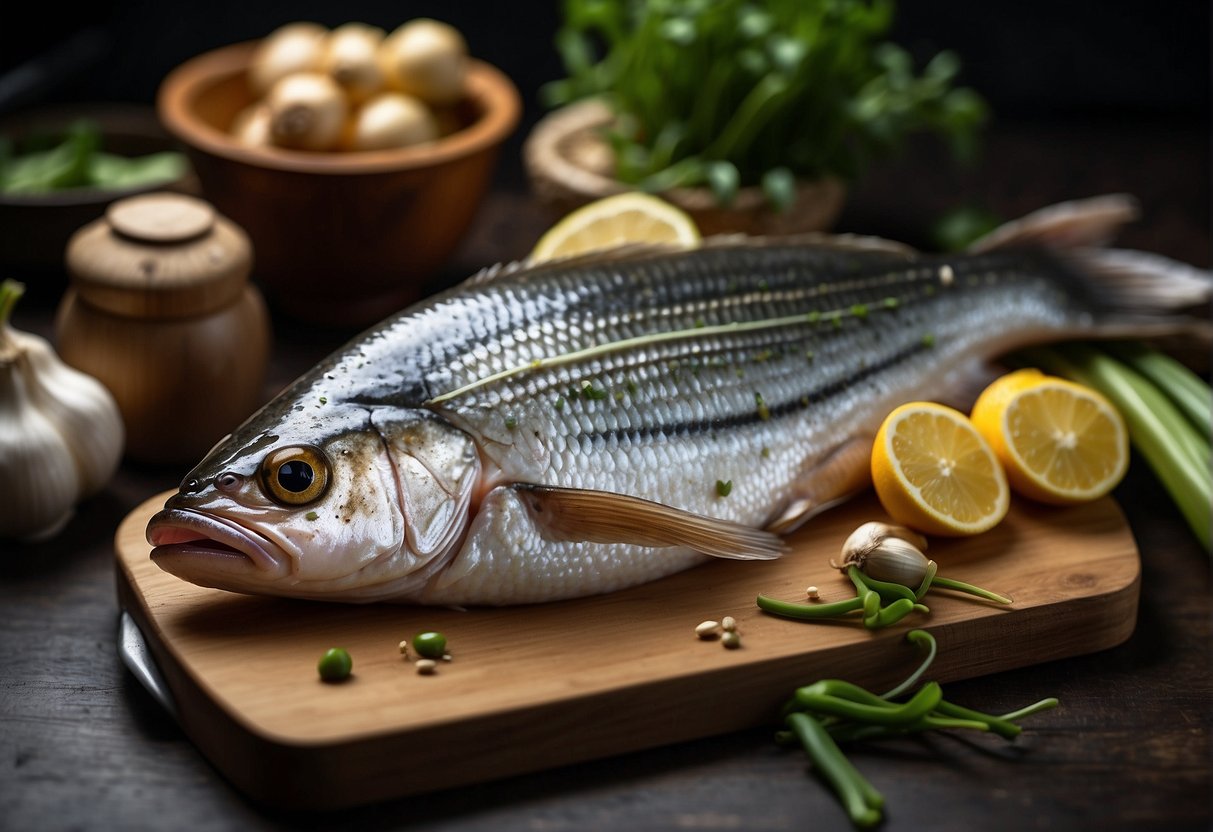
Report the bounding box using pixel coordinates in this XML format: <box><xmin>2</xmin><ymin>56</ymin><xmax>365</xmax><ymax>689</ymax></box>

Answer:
<box><xmin>146</xmin><ymin>403</ymin><xmax>481</xmax><ymax>601</ymax></box>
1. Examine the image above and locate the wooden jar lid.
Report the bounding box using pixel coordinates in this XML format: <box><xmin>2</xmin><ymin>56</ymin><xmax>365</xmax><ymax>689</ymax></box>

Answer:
<box><xmin>66</xmin><ymin>193</ymin><xmax>253</xmax><ymax>319</ymax></box>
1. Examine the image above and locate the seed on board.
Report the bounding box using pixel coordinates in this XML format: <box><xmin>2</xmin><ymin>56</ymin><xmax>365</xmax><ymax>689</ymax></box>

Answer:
<box><xmin>806</xmin><ymin>586</ymin><xmax>820</xmax><ymax>600</ymax></box>
<box><xmin>721</xmin><ymin>616</ymin><xmax>738</xmax><ymax>633</ymax></box>
<box><xmin>721</xmin><ymin>631</ymin><xmax>742</xmax><ymax>650</ymax></box>
<box><xmin>397</xmin><ymin>640</ymin><xmax>410</xmax><ymax>657</ymax></box>
<box><xmin>696</xmin><ymin>620</ymin><xmax>721</xmax><ymax>639</ymax></box>
<box><xmin>415</xmin><ymin>659</ymin><xmax>438</xmax><ymax>675</ymax></box>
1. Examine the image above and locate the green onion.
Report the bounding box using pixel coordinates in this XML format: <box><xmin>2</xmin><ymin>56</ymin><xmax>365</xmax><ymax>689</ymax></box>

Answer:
<box><xmin>777</xmin><ymin>630</ymin><xmax>1058</xmax><ymax>829</ymax></box>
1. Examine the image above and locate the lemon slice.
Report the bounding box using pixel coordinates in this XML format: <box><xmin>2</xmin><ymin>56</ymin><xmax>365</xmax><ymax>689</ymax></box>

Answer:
<box><xmin>971</xmin><ymin>369</ymin><xmax>1128</xmax><ymax>505</ymax></box>
<box><xmin>871</xmin><ymin>402</ymin><xmax>1010</xmax><ymax>536</ymax></box>
<box><xmin>530</xmin><ymin>192</ymin><xmax>700</xmax><ymax>263</ymax></box>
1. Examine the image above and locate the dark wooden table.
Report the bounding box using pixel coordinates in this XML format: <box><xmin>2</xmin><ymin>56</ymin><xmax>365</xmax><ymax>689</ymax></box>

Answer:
<box><xmin>2</xmin><ymin>117</ymin><xmax>1209</xmax><ymax>831</ymax></box>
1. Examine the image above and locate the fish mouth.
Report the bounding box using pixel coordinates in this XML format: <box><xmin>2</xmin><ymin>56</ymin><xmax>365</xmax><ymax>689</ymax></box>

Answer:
<box><xmin>147</xmin><ymin>508</ymin><xmax>290</xmax><ymax>582</ymax></box>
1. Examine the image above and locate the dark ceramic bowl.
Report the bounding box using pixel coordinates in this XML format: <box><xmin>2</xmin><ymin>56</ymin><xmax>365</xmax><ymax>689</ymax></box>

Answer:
<box><xmin>0</xmin><ymin>105</ymin><xmax>194</xmax><ymax>282</ymax></box>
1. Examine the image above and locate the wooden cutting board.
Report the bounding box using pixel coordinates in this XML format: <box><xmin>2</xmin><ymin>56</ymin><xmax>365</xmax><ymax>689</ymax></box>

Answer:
<box><xmin>115</xmin><ymin>490</ymin><xmax>1139</xmax><ymax>810</ymax></box>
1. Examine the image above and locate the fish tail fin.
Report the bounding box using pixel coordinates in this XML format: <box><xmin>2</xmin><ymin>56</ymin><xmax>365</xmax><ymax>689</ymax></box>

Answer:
<box><xmin>973</xmin><ymin>194</ymin><xmax>1212</xmax><ymax>340</ymax></box>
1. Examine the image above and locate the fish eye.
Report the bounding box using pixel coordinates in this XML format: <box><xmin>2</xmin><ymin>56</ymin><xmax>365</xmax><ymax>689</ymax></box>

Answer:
<box><xmin>259</xmin><ymin>446</ymin><xmax>330</xmax><ymax>506</ymax></box>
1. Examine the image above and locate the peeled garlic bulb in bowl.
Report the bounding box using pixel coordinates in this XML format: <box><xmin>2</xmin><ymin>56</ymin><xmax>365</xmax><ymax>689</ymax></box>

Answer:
<box><xmin>380</xmin><ymin>18</ymin><xmax>468</xmax><ymax>106</ymax></box>
<box><xmin>249</xmin><ymin>22</ymin><xmax>328</xmax><ymax>97</ymax></box>
<box><xmin>346</xmin><ymin>92</ymin><xmax>438</xmax><ymax>151</ymax></box>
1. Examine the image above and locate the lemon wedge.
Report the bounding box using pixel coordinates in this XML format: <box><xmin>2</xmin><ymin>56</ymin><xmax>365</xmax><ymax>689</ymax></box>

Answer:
<box><xmin>971</xmin><ymin>369</ymin><xmax>1128</xmax><ymax>505</ymax></box>
<box><xmin>871</xmin><ymin>402</ymin><xmax>1010</xmax><ymax>536</ymax></box>
<box><xmin>530</xmin><ymin>192</ymin><xmax>700</xmax><ymax>263</ymax></box>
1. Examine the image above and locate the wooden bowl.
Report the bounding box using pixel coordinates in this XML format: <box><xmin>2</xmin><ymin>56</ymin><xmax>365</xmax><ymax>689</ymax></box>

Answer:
<box><xmin>524</xmin><ymin>99</ymin><xmax>846</xmax><ymax>237</ymax></box>
<box><xmin>157</xmin><ymin>42</ymin><xmax>521</xmax><ymax>326</ymax></box>
<box><xmin>0</xmin><ymin>105</ymin><xmax>194</xmax><ymax>283</ymax></box>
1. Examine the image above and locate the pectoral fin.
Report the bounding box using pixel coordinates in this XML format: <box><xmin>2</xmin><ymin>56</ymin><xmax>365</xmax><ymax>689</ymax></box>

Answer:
<box><xmin>767</xmin><ymin>436</ymin><xmax>874</xmax><ymax>535</ymax></box>
<box><xmin>514</xmin><ymin>484</ymin><xmax>785</xmax><ymax>560</ymax></box>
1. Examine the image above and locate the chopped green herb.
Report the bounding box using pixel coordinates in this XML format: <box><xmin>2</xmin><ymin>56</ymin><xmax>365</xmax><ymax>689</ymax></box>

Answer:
<box><xmin>319</xmin><ymin>396</ymin><xmax>328</xmax><ymax>404</ymax></box>
<box><xmin>804</xmin><ymin>350</ymin><xmax>815</xmax><ymax>361</ymax></box>
<box><xmin>800</xmin><ymin>395</ymin><xmax>810</xmax><ymax>407</ymax></box>
<box><xmin>305</xmin><ymin>511</ymin><xmax>319</xmax><ymax>521</ymax></box>
<box><xmin>883</xmin><ymin>297</ymin><xmax>901</xmax><ymax>309</ymax></box>
<box><xmin>807</xmin><ymin>311</ymin><xmax>821</xmax><ymax>323</ymax></box>
<box><xmin>754</xmin><ymin>349</ymin><xmax>774</xmax><ymax>362</ymax></box>
<box><xmin>695</xmin><ymin>318</ymin><xmax>706</xmax><ymax>328</ymax></box>
<box><xmin>755</xmin><ymin>392</ymin><xmax>771</xmax><ymax>421</ymax></box>
<box><xmin>582</xmin><ymin>382</ymin><xmax>608</xmax><ymax>400</ymax></box>
<box><xmin>554</xmin><ymin>396</ymin><xmax>566</xmax><ymax>411</ymax></box>
<box><xmin>567</xmin><ymin>386</ymin><xmax>580</xmax><ymax>400</ymax></box>
<box><xmin>850</xmin><ymin>304</ymin><xmax>869</xmax><ymax>318</ymax></box>
<box><xmin>922</xmin><ymin>333</ymin><xmax>936</xmax><ymax>347</ymax></box>
<box><xmin>716</xmin><ymin>480</ymin><xmax>733</xmax><ymax>497</ymax></box>
<box><xmin>626</xmin><ymin>379</ymin><xmax>638</xmax><ymax>395</ymax></box>
<box><xmin>614</xmin><ymin>391</ymin><xmax>626</xmax><ymax>401</ymax></box>
<box><xmin>761</xmin><ymin>446</ymin><xmax>771</xmax><ymax>459</ymax></box>
<box><xmin>505</xmin><ymin>416</ymin><xmax>518</xmax><ymax>430</ymax></box>
<box><xmin>735</xmin><ymin>368</ymin><xmax>745</xmax><ymax>378</ymax></box>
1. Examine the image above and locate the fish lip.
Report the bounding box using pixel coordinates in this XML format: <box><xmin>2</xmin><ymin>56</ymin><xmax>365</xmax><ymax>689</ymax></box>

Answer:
<box><xmin>147</xmin><ymin>508</ymin><xmax>288</xmax><ymax>576</ymax></box>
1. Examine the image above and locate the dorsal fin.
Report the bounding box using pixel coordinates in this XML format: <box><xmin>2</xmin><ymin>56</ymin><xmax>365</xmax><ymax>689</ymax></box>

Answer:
<box><xmin>968</xmin><ymin>194</ymin><xmax>1140</xmax><ymax>253</ymax></box>
<box><xmin>464</xmin><ymin>259</ymin><xmax>533</xmax><ymax>286</ymax></box>
<box><xmin>464</xmin><ymin>231</ymin><xmax>918</xmax><ymax>289</ymax></box>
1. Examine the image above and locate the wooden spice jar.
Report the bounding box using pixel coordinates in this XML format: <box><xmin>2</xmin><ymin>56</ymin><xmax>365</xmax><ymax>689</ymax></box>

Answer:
<box><xmin>58</xmin><ymin>193</ymin><xmax>270</xmax><ymax>464</ymax></box>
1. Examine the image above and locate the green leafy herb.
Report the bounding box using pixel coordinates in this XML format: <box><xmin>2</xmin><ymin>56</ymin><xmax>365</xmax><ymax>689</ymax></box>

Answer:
<box><xmin>716</xmin><ymin>479</ymin><xmax>733</xmax><ymax>497</ymax></box>
<box><xmin>0</xmin><ymin>120</ymin><xmax>186</xmax><ymax>195</ymax></box>
<box><xmin>544</xmin><ymin>0</ymin><xmax>986</xmax><ymax>209</ymax></box>
<box><xmin>305</xmin><ymin>511</ymin><xmax>319</xmax><ymax>521</ymax></box>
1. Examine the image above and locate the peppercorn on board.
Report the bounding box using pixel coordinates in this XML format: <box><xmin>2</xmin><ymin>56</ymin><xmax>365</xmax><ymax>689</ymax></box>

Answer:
<box><xmin>115</xmin><ymin>489</ymin><xmax>1138</xmax><ymax>810</ymax></box>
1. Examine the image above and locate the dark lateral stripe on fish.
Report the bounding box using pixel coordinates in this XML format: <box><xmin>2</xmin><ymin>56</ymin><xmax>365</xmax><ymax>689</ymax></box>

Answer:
<box><xmin>585</xmin><ymin>338</ymin><xmax>933</xmax><ymax>445</ymax></box>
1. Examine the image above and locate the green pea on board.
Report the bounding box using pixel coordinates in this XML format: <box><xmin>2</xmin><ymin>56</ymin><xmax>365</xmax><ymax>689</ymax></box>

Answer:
<box><xmin>412</xmin><ymin>632</ymin><xmax>447</xmax><ymax>659</ymax></box>
<box><xmin>317</xmin><ymin>647</ymin><xmax>353</xmax><ymax>682</ymax></box>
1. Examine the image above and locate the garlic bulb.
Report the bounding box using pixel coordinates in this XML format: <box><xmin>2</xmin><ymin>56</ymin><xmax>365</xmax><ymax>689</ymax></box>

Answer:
<box><xmin>0</xmin><ymin>281</ymin><xmax>123</xmax><ymax>540</ymax></box>
<box><xmin>836</xmin><ymin>521</ymin><xmax>932</xmax><ymax>586</ymax></box>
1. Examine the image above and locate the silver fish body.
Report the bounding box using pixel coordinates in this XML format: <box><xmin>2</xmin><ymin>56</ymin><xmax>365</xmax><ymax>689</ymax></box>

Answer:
<box><xmin>146</xmin><ymin>205</ymin><xmax>1201</xmax><ymax>604</ymax></box>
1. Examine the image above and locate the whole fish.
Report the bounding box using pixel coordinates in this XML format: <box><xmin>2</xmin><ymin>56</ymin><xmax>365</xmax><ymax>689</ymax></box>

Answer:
<box><xmin>146</xmin><ymin>196</ymin><xmax>1208</xmax><ymax>604</ymax></box>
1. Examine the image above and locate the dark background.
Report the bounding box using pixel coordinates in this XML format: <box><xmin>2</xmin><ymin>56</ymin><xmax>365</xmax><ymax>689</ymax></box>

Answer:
<box><xmin>2</xmin><ymin>0</ymin><xmax>1209</xmax><ymax>189</ymax></box>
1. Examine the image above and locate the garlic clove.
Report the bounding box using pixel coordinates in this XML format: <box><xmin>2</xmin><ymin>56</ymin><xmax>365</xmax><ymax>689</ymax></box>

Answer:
<box><xmin>837</xmin><ymin>521</ymin><xmax>932</xmax><ymax>587</ymax></box>
<box><xmin>861</xmin><ymin>538</ymin><xmax>932</xmax><ymax>587</ymax></box>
